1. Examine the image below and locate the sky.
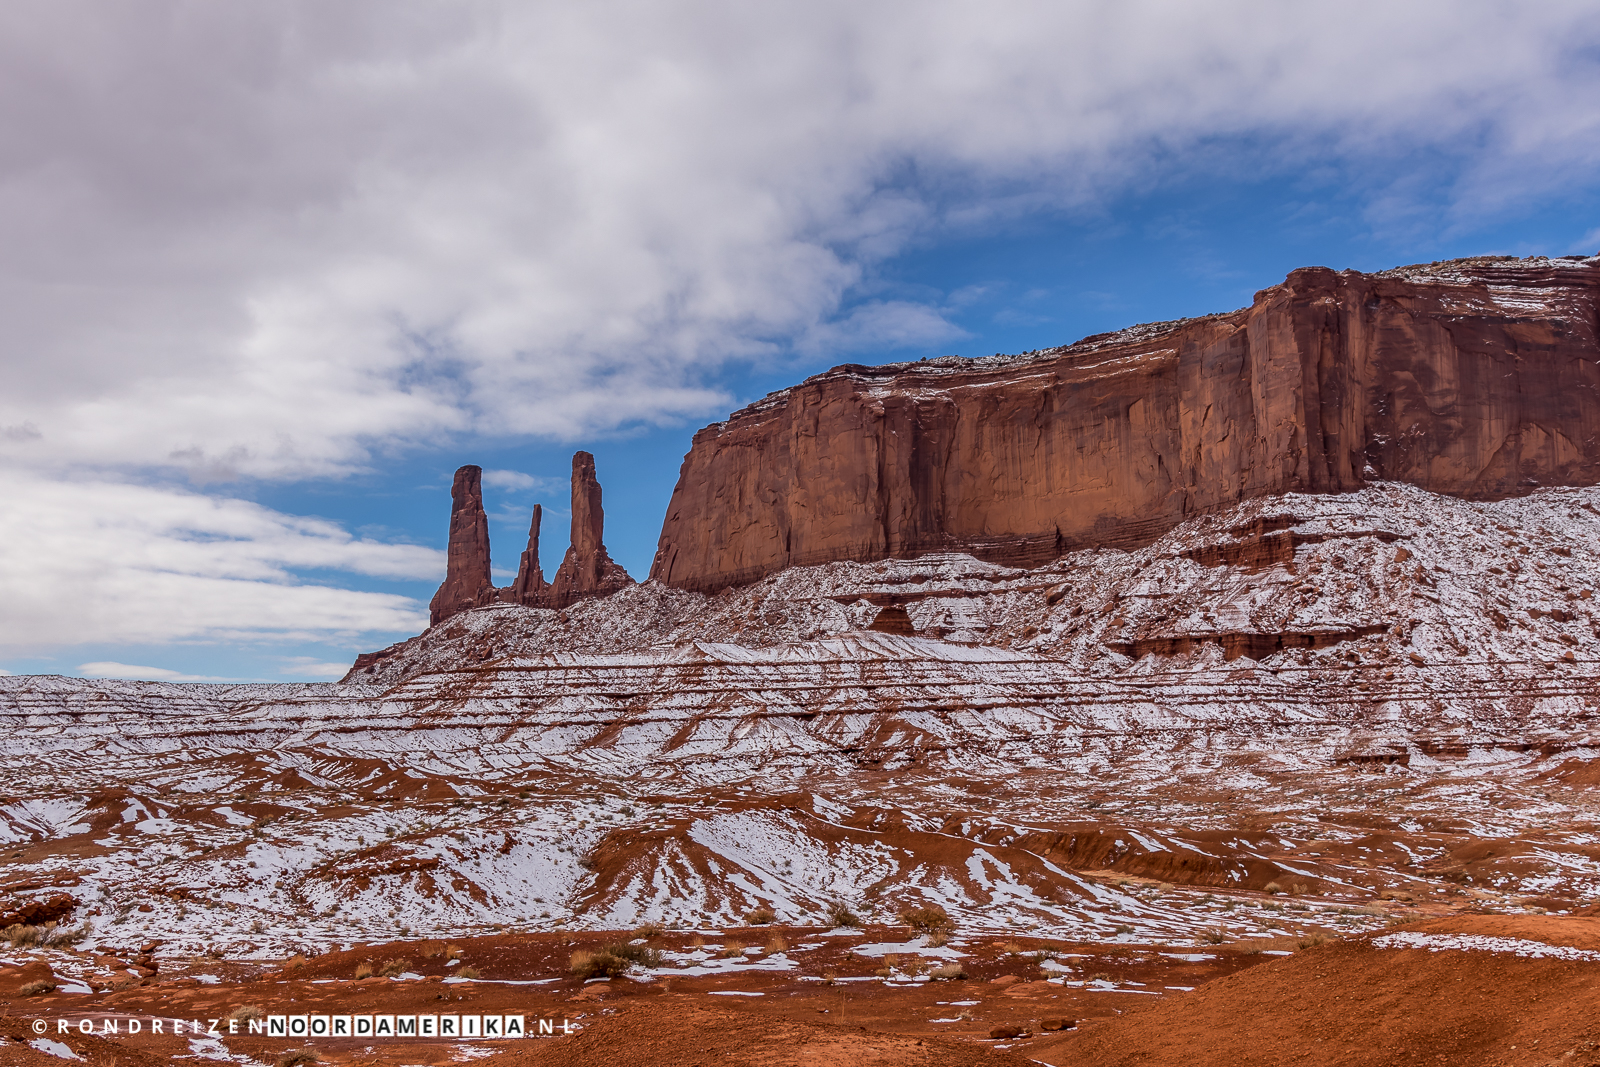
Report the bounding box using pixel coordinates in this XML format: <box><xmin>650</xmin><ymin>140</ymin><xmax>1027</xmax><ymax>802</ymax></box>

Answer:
<box><xmin>2</xmin><ymin>0</ymin><xmax>1599</xmax><ymax>682</ymax></box>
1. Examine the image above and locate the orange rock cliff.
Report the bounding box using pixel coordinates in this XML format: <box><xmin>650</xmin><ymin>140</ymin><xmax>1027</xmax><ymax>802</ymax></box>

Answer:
<box><xmin>648</xmin><ymin>256</ymin><xmax>1600</xmax><ymax>592</ymax></box>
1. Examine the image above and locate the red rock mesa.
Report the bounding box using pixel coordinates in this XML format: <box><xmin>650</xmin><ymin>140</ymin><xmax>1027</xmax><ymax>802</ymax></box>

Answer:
<box><xmin>650</xmin><ymin>256</ymin><xmax>1600</xmax><ymax>592</ymax></box>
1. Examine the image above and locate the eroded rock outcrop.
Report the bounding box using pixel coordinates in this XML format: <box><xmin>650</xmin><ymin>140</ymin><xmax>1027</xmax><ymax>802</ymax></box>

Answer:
<box><xmin>651</xmin><ymin>255</ymin><xmax>1600</xmax><ymax>592</ymax></box>
<box><xmin>428</xmin><ymin>465</ymin><xmax>498</xmax><ymax>625</ymax></box>
<box><xmin>549</xmin><ymin>451</ymin><xmax>633</xmax><ymax>607</ymax></box>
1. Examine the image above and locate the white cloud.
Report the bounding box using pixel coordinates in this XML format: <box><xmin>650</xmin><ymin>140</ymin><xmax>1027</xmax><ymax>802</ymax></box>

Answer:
<box><xmin>278</xmin><ymin>657</ymin><xmax>357</xmax><ymax>679</ymax></box>
<box><xmin>0</xmin><ymin>669</ymin><xmax>12</xmax><ymax>676</ymax></box>
<box><xmin>0</xmin><ymin>470</ymin><xmax>437</xmax><ymax>650</ymax></box>
<box><xmin>78</xmin><ymin>662</ymin><xmax>230</xmax><ymax>682</ymax></box>
<box><xmin>481</xmin><ymin>469</ymin><xmax>563</xmax><ymax>494</ymax></box>
<box><xmin>0</xmin><ymin>1</ymin><xmax>1594</xmax><ymax>485</ymax></box>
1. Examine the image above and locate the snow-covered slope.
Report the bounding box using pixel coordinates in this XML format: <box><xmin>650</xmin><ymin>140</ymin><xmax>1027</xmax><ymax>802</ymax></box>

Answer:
<box><xmin>1</xmin><ymin>483</ymin><xmax>1598</xmax><ymax>965</ymax></box>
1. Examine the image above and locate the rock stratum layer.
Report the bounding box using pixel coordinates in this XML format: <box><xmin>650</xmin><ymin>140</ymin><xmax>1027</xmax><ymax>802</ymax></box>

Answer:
<box><xmin>651</xmin><ymin>255</ymin><xmax>1600</xmax><ymax>592</ymax></box>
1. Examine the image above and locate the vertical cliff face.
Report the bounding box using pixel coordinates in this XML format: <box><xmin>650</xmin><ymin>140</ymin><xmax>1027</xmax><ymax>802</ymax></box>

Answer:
<box><xmin>650</xmin><ymin>255</ymin><xmax>1600</xmax><ymax>593</ymax></box>
<box><xmin>428</xmin><ymin>465</ymin><xmax>498</xmax><ymax>625</ymax></box>
<box><xmin>549</xmin><ymin>451</ymin><xmax>633</xmax><ymax>607</ymax></box>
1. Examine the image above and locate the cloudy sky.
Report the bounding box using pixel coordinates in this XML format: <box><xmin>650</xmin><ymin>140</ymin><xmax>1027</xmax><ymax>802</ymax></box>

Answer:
<box><xmin>2</xmin><ymin>0</ymin><xmax>1598</xmax><ymax>681</ymax></box>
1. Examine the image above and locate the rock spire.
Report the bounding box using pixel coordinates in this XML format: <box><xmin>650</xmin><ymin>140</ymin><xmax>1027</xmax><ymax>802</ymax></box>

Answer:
<box><xmin>499</xmin><ymin>504</ymin><xmax>547</xmax><ymax>606</ymax></box>
<box><xmin>428</xmin><ymin>465</ymin><xmax>497</xmax><ymax>626</ymax></box>
<box><xmin>549</xmin><ymin>451</ymin><xmax>633</xmax><ymax>608</ymax></box>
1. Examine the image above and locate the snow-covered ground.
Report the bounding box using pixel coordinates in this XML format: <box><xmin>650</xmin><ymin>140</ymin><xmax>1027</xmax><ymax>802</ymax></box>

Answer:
<box><xmin>2</xmin><ymin>483</ymin><xmax>1598</xmax><ymax>968</ymax></box>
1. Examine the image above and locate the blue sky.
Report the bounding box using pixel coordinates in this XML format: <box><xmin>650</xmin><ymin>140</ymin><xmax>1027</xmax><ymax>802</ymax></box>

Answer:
<box><xmin>1</xmin><ymin>2</ymin><xmax>1598</xmax><ymax>681</ymax></box>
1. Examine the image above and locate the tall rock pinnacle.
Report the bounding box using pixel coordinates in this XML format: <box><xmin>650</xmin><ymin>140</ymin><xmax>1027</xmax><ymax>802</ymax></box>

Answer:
<box><xmin>500</xmin><ymin>504</ymin><xmax>547</xmax><ymax>606</ymax></box>
<box><xmin>428</xmin><ymin>465</ymin><xmax>498</xmax><ymax>626</ymax></box>
<box><xmin>549</xmin><ymin>451</ymin><xmax>633</xmax><ymax>607</ymax></box>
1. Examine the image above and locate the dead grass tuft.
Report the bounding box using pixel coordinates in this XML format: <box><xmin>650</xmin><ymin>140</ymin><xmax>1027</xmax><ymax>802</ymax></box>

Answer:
<box><xmin>743</xmin><ymin>907</ymin><xmax>775</xmax><ymax>926</ymax></box>
<box><xmin>20</xmin><ymin>979</ymin><xmax>56</xmax><ymax>996</ymax></box>
<box><xmin>1263</xmin><ymin>881</ymin><xmax>1285</xmax><ymax>895</ymax></box>
<box><xmin>929</xmin><ymin>961</ymin><xmax>966</xmax><ymax>980</ymax></box>
<box><xmin>826</xmin><ymin>902</ymin><xmax>860</xmax><ymax>928</ymax></box>
<box><xmin>378</xmin><ymin>958</ymin><xmax>411</xmax><ymax>977</ymax></box>
<box><xmin>275</xmin><ymin>1051</ymin><xmax>319</xmax><ymax>1067</ymax></box>
<box><xmin>456</xmin><ymin>965</ymin><xmax>482</xmax><ymax>979</ymax></box>
<box><xmin>765</xmin><ymin>934</ymin><xmax>788</xmax><ymax>954</ymax></box>
<box><xmin>353</xmin><ymin>961</ymin><xmax>374</xmax><ymax>980</ymax></box>
<box><xmin>633</xmin><ymin>922</ymin><xmax>666</xmax><ymax>939</ymax></box>
<box><xmin>227</xmin><ymin>1006</ymin><xmax>264</xmax><ymax>1023</ymax></box>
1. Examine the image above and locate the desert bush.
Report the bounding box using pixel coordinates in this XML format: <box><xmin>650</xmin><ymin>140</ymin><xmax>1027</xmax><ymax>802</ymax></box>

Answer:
<box><xmin>826</xmin><ymin>902</ymin><xmax>860</xmax><ymax>928</ymax></box>
<box><xmin>1002</xmin><ymin>940</ymin><xmax>1023</xmax><ymax>955</ymax></box>
<box><xmin>899</xmin><ymin>906</ymin><xmax>953</xmax><ymax>934</ymax></box>
<box><xmin>275</xmin><ymin>1052</ymin><xmax>319</xmax><ymax>1067</ymax></box>
<box><xmin>743</xmin><ymin>907</ymin><xmax>775</xmax><ymax>925</ymax></box>
<box><xmin>419</xmin><ymin>941</ymin><xmax>446</xmax><ymax>958</ymax></box>
<box><xmin>1156</xmin><ymin>882</ymin><xmax>1174</xmax><ymax>894</ymax></box>
<box><xmin>1297</xmin><ymin>933</ymin><xmax>1330</xmax><ymax>950</ymax></box>
<box><xmin>1198</xmin><ymin>927</ymin><xmax>1227</xmax><ymax>945</ymax></box>
<box><xmin>633</xmin><ymin>922</ymin><xmax>665</xmax><ymax>939</ymax></box>
<box><xmin>689</xmin><ymin>935</ymin><xmax>706</xmax><ymax>950</ymax></box>
<box><xmin>445</xmin><ymin>944</ymin><xmax>464</xmax><ymax>960</ymax></box>
<box><xmin>765</xmin><ymin>935</ymin><xmax>788</xmax><ymax>955</ymax></box>
<box><xmin>570</xmin><ymin>942</ymin><xmax>662</xmax><ymax>979</ymax></box>
<box><xmin>456</xmin><ymin>965</ymin><xmax>481</xmax><ymax>979</ymax></box>
<box><xmin>1113</xmin><ymin>924</ymin><xmax>1133</xmax><ymax>935</ymax></box>
<box><xmin>1263</xmin><ymin>882</ymin><xmax>1285</xmax><ymax>895</ymax></box>
<box><xmin>227</xmin><ymin>1006</ymin><xmax>264</xmax><ymax>1024</ymax></box>
<box><xmin>378</xmin><ymin>958</ymin><xmax>411</xmax><ymax>977</ymax></box>
<box><xmin>20</xmin><ymin>979</ymin><xmax>56</xmax><ymax>996</ymax></box>
<box><xmin>929</xmin><ymin>961</ymin><xmax>966</xmax><ymax>980</ymax></box>
<box><xmin>2</xmin><ymin>924</ymin><xmax>46</xmax><ymax>948</ymax></box>
<box><xmin>925</xmin><ymin>930</ymin><xmax>950</xmax><ymax>948</ymax></box>
<box><xmin>353</xmin><ymin>961</ymin><xmax>374</xmax><ymax>980</ymax></box>
<box><xmin>820</xmin><ymin>969</ymin><xmax>838</xmax><ymax>986</ymax></box>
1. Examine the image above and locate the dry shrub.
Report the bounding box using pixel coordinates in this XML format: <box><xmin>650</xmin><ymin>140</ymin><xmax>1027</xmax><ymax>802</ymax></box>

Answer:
<box><xmin>227</xmin><ymin>1006</ymin><xmax>264</xmax><ymax>1024</ymax></box>
<box><xmin>283</xmin><ymin>954</ymin><xmax>308</xmax><ymax>972</ymax></box>
<box><xmin>929</xmin><ymin>961</ymin><xmax>966</xmax><ymax>980</ymax></box>
<box><xmin>571</xmin><ymin>942</ymin><xmax>662</xmax><ymax>978</ymax></box>
<box><xmin>418</xmin><ymin>941</ymin><xmax>446</xmax><ymax>958</ymax></box>
<box><xmin>1198</xmin><ymin>927</ymin><xmax>1227</xmax><ymax>945</ymax></box>
<box><xmin>718</xmin><ymin>944</ymin><xmax>747</xmax><ymax>959</ymax></box>
<box><xmin>820</xmin><ymin>969</ymin><xmax>838</xmax><ymax>986</ymax></box>
<box><xmin>456</xmin><ymin>965</ymin><xmax>482</xmax><ymax>979</ymax></box>
<box><xmin>1156</xmin><ymin>882</ymin><xmax>1174</xmax><ymax>893</ymax></box>
<box><xmin>1002</xmin><ymin>940</ymin><xmax>1023</xmax><ymax>955</ymax></box>
<box><xmin>445</xmin><ymin>944</ymin><xmax>464</xmax><ymax>960</ymax></box>
<box><xmin>1263</xmin><ymin>882</ymin><xmax>1285</xmax><ymax>895</ymax></box>
<box><xmin>826</xmin><ymin>902</ymin><xmax>859</xmax><ymax>928</ymax></box>
<box><xmin>1291</xmin><ymin>883</ymin><xmax>1309</xmax><ymax>896</ymax></box>
<box><xmin>378</xmin><ymin>958</ymin><xmax>411</xmax><ymax>977</ymax></box>
<box><xmin>633</xmin><ymin>922</ymin><xmax>665</xmax><ymax>939</ymax></box>
<box><xmin>902</xmin><ymin>958</ymin><xmax>928</xmax><ymax>977</ymax></box>
<box><xmin>353</xmin><ymin>961</ymin><xmax>374</xmax><ymax>980</ymax></box>
<box><xmin>899</xmin><ymin>905</ymin><xmax>953</xmax><ymax>934</ymax></box>
<box><xmin>2</xmin><ymin>924</ymin><xmax>46</xmax><ymax>948</ymax></box>
<box><xmin>743</xmin><ymin>907</ymin><xmax>775</xmax><ymax>926</ymax></box>
<box><xmin>765</xmin><ymin>934</ymin><xmax>788</xmax><ymax>955</ymax></box>
<box><xmin>689</xmin><ymin>935</ymin><xmax>706</xmax><ymax>950</ymax></box>
<box><xmin>1296</xmin><ymin>933</ymin><xmax>1330</xmax><ymax>950</ymax></box>
<box><xmin>275</xmin><ymin>1052</ymin><xmax>319</xmax><ymax>1067</ymax></box>
<box><xmin>20</xmin><ymin>979</ymin><xmax>56</xmax><ymax>996</ymax></box>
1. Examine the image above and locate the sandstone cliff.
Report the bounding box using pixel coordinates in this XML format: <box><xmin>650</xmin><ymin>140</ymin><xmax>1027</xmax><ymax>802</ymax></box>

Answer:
<box><xmin>498</xmin><ymin>503</ymin><xmax>547</xmax><ymax>606</ymax></box>
<box><xmin>650</xmin><ymin>255</ymin><xmax>1600</xmax><ymax>592</ymax></box>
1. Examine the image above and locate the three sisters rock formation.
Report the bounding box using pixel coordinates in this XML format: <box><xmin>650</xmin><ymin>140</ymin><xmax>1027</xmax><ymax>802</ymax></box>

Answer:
<box><xmin>428</xmin><ymin>452</ymin><xmax>631</xmax><ymax>625</ymax></box>
<box><xmin>429</xmin><ymin>254</ymin><xmax>1600</xmax><ymax>626</ymax></box>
